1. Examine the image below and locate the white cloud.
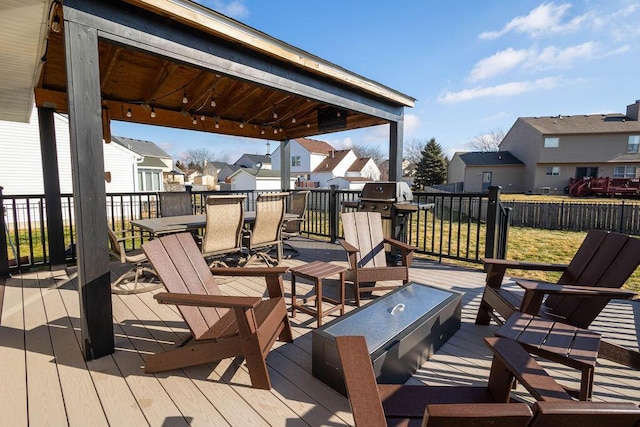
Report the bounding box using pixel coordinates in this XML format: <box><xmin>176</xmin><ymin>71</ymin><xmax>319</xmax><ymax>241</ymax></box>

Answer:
<box><xmin>479</xmin><ymin>2</ymin><xmax>586</xmax><ymax>40</ymax></box>
<box><xmin>404</xmin><ymin>114</ymin><xmax>421</xmax><ymax>135</ymax></box>
<box><xmin>437</xmin><ymin>77</ymin><xmax>560</xmax><ymax>104</ymax></box>
<box><xmin>530</xmin><ymin>41</ymin><xmax>598</xmax><ymax>70</ymax></box>
<box><xmin>468</xmin><ymin>48</ymin><xmax>529</xmax><ymax>81</ymax></box>
<box><xmin>198</xmin><ymin>0</ymin><xmax>249</xmax><ymax>19</ymax></box>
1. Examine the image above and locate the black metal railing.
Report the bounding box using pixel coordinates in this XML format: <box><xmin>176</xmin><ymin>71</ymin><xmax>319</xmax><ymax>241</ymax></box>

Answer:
<box><xmin>1</xmin><ymin>186</ymin><xmax>509</xmax><ymax>275</ymax></box>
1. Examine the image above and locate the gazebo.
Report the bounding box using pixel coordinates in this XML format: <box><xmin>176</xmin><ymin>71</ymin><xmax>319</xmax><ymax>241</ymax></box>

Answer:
<box><xmin>0</xmin><ymin>0</ymin><xmax>415</xmax><ymax>360</ymax></box>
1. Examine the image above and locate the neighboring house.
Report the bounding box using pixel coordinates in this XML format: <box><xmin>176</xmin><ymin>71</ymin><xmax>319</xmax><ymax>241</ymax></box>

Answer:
<box><xmin>227</xmin><ymin>168</ymin><xmax>296</xmax><ymax>191</ymax></box>
<box><xmin>448</xmin><ymin>151</ymin><xmax>524</xmax><ymax>193</ymax></box>
<box><xmin>448</xmin><ymin>100</ymin><xmax>640</xmax><ymax>195</ymax></box>
<box><xmin>327</xmin><ymin>176</ymin><xmax>371</xmax><ymax>190</ymax></box>
<box><xmin>218</xmin><ymin>164</ymin><xmax>242</xmax><ymax>182</ymax></box>
<box><xmin>184</xmin><ymin>169</ymin><xmax>201</xmax><ymax>184</ymax></box>
<box><xmin>346</xmin><ymin>157</ymin><xmax>381</xmax><ymax>181</ymax></box>
<box><xmin>271</xmin><ymin>137</ymin><xmax>334</xmax><ymax>180</ymax></box>
<box><xmin>202</xmin><ymin>161</ymin><xmax>227</xmax><ymax>180</ymax></box>
<box><xmin>498</xmin><ymin>100</ymin><xmax>640</xmax><ymax>194</ymax></box>
<box><xmin>111</xmin><ymin>135</ymin><xmax>172</xmax><ymax>192</ymax></box>
<box><xmin>310</xmin><ymin>149</ymin><xmax>358</xmax><ymax>188</ymax></box>
<box><xmin>379</xmin><ymin>158</ymin><xmax>413</xmax><ymax>182</ymax></box>
<box><xmin>234</xmin><ymin>153</ymin><xmax>272</xmax><ymax>170</ymax></box>
<box><xmin>0</xmin><ymin>106</ymin><xmax>171</xmax><ymax>194</ymax></box>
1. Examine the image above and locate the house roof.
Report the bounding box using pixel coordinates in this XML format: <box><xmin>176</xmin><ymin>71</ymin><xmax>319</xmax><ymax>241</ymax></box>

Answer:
<box><xmin>137</xmin><ymin>157</ymin><xmax>167</xmax><ymax>168</ymax></box>
<box><xmin>520</xmin><ymin>114</ymin><xmax>640</xmax><ymax>135</ymax></box>
<box><xmin>111</xmin><ymin>136</ymin><xmax>171</xmax><ymax>159</ymax></box>
<box><xmin>347</xmin><ymin>157</ymin><xmax>373</xmax><ymax>172</ymax></box>
<box><xmin>295</xmin><ymin>138</ymin><xmax>334</xmax><ymax>155</ymax></box>
<box><xmin>313</xmin><ymin>149</ymin><xmax>352</xmax><ymax>172</ymax></box>
<box><xmin>458</xmin><ymin>151</ymin><xmax>523</xmax><ymax>166</ymax></box>
<box><xmin>229</xmin><ymin>168</ymin><xmax>295</xmax><ymax>179</ymax></box>
<box><xmin>235</xmin><ymin>154</ymin><xmax>272</xmax><ymax>165</ymax></box>
<box><xmin>328</xmin><ymin>176</ymin><xmax>370</xmax><ymax>182</ymax></box>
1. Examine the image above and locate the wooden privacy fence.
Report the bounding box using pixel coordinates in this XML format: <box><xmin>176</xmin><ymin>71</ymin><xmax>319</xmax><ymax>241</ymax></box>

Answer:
<box><xmin>502</xmin><ymin>200</ymin><xmax>640</xmax><ymax>233</ymax></box>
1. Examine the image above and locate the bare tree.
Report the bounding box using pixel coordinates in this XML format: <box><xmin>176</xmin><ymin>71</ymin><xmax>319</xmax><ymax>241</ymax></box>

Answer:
<box><xmin>350</xmin><ymin>143</ymin><xmax>386</xmax><ymax>165</ymax></box>
<box><xmin>403</xmin><ymin>138</ymin><xmax>430</xmax><ymax>177</ymax></box>
<box><xmin>468</xmin><ymin>128</ymin><xmax>504</xmax><ymax>152</ymax></box>
<box><xmin>179</xmin><ymin>148</ymin><xmax>231</xmax><ymax>172</ymax></box>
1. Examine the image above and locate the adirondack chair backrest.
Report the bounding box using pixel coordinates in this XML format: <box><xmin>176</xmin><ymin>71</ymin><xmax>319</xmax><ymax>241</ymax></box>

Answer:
<box><xmin>202</xmin><ymin>195</ymin><xmax>245</xmax><ymax>256</ymax></box>
<box><xmin>342</xmin><ymin>212</ymin><xmax>387</xmax><ymax>269</ymax></box>
<box><xmin>545</xmin><ymin>230</ymin><xmax>640</xmax><ymax>328</ymax></box>
<box><xmin>143</xmin><ymin>233</ymin><xmax>226</xmax><ymax>340</ymax></box>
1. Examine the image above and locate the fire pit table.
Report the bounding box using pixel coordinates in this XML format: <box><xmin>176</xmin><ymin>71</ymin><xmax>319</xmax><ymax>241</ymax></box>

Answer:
<box><xmin>312</xmin><ymin>281</ymin><xmax>462</xmax><ymax>395</ymax></box>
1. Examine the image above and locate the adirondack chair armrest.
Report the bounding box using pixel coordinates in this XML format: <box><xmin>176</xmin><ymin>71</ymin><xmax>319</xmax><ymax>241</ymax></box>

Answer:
<box><xmin>423</xmin><ymin>402</ymin><xmax>533</xmax><ymax>424</ymax></box>
<box><xmin>383</xmin><ymin>237</ymin><xmax>418</xmax><ymax>253</ymax></box>
<box><xmin>516</xmin><ymin>280</ymin><xmax>636</xmax><ymax>316</ymax></box>
<box><xmin>484</xmin><ymin>337</ymin><xmax>572</xmax><ymax>402</ymax></box>
<box><xmin>532</xmin><ymin>400</ymin><xmax>640</xmax><ymax>418</ymax></box>
<box><xmin>339</xmin><ymin>239</ymin><xmax>360</xmax><ymax>254</ymax></box>
<box><xmin>154</xmin><ymin>292</ymin><xmax>262</xmax><ymax>309</ymax></box>
<box><xmin>210</xmin><ymin>267</ymin><xmax>289</xmax><ymax>277</ymax></box>
<box><xmin>481</xmin><ymin>258</ymin><xmax>568</xmax><ymax>272</ymax></box>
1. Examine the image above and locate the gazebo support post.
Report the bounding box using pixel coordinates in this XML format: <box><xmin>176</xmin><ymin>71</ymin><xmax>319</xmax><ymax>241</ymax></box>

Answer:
<box><xmin>64</xmin><ymin>19</ymin><xmax>114</xmax><ymax>359</ymax></box>
<box><xmin>389</xmin><ymin>114</ymin><xmax>404</xmax><ymax>181</ymax></box>
<box><xmin>38</xmin><ymin>107</ymin><xmax>67</xmax><ymax>271</ymax></box>
<box><xmin>280</xmin><ymin>139</ymin><xmax>291</xmax><ymax>190</ymax></box>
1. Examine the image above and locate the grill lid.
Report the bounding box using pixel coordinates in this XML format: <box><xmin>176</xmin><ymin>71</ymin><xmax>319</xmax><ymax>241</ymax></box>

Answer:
<box><xmin>360</xmin><ymin>182</ymin><xmax>413</xmax><ymax>202</ymax></box>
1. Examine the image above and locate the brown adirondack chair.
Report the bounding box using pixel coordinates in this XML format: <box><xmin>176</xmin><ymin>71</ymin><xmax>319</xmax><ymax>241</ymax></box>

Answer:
<box><xmin>475</xmin><ymin>230</ymin><xmax>640</xmax><ymax>368</ymax></box>
<box><xmin>336</xmin><ymin>335</ymin><xmax>640</xmax><ymax>427</ymax></box>
<box><xmin>340</xmin><ymin>212</ymin><xmax>417</xmax><ymax>306</ymax></box>
<box><xmin>142</xmin><ymin>232</ymin><xmax>293</xmax><ymax>389</ymax></box>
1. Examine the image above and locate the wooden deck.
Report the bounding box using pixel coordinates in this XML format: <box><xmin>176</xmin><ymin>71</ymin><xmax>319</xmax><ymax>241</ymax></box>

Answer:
<box><xmin>1</xmin><ymin>237</ymin><xmax>639</xmax><ymax>426</ymax></box>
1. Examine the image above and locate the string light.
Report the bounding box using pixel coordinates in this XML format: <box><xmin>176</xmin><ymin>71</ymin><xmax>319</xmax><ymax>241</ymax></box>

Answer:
<box><xmin>215</xmin><ymin>118</ymin><xmax>220</xmax><ymax>129</ymax></box>
<box><xmin>182</xmin><ymin>91</ymin><xmax>188</xmax><ymax>104</ymax></box>
<box><xmin>239</xmin><ymin>121</ymin><xmax>245</xmax><ymax>129</ymax></box>
<box><xmin>192</xmin><ymin>115</ymin><xmax>197</xmax><ymax>124</ymax></box>
<box><xmin>200</xmin><ymin>114</ymin><xmax>206</xmax><ymax>121</ymax></box>
<box><xmin>291</xmin><ymin>117</ymin><xmax>296</xmax><ymax>124</ymax></box>
<box><xmin>150</xmin><ymin>107</ymin><xmax>156</xmax><ymax>118</ymax></box>
<box><xmin>306</xmin><ymin>122</ymin><xmax>311</xmax><ymax>128</ymax></box>
<box><xmin>210</xmin><ymin>98</ymin><xmax>216</xmax><ymax>108</ymax></box>
<box><xmin>272</xmin><ymin>110</ymin><xmax>278</xmax><ymax>119</ymax></box>
<box><xmin>273</xmin><ymin>128</ymin><xmax>278</xmax><ymax>135</ymax></box>
<box><xmin>260</xmin><ymin>128</ymin><xmax>266</xmax><ymax>135</ymax></box>
<box><xmin>126</xmin><ymin>108</ymin><xmax>132</xmax><ymax>118</ymax></box>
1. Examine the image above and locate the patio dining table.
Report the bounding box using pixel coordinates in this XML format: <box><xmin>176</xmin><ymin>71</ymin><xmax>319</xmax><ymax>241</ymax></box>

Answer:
<box><xmin>130</xmin><ymin>212</ymin><xmax>299</xmax><ymax>237</ymax></box>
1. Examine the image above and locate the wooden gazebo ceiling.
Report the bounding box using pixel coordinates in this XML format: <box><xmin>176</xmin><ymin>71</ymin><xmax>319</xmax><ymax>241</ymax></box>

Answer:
<box><xmin>34</xmin><ymin>31</ymin><xmax>388</xmax><ymax>141</ymax></box>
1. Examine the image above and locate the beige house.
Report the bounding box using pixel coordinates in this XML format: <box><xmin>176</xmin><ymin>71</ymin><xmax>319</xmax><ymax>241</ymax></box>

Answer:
<box><xmin>450</xmin><ymin>100</ymin><xmax>640</xmax><ymax>195</ymax></box>
<box><xmin>448</xmin><ymin>152</ymin><xmax>524</xmax><ymax>193</ymax></box>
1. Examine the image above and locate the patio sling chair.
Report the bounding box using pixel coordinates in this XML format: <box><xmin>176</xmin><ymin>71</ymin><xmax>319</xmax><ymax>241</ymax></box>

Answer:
<box><xmin>336</xmin><ymin>335</ymin><xmax>640</xmax><ymax>427</ymax></box>
<box><xmin>199</xmin><ymin>194</ymin><xmax>246</xmax><ymax>267</ymax></box>
<box><xmin>475</xmin><ymin>229</ymin><xmax>640</xmax><ymax>368</ymax></box>
<box><xmin>339</xmin><ymin>211</ymin><xmax>417</xmax><ymax>306</ymax></box>
<box><xmin>107</xmin><ymin>226</ymin><xmax>162</xmax><ymax>295</ymax></box>
<box><xmin>142</xmin><ymin>232</ymin><xmax>293</xmax><ymax>389</ymax></box>
<box><xmin>158</xmin><ymin>191</ymin><xmax>193</xmax><ymax>217</ymax></box>
<box><xmin>280</xmin><ymin>190</ymin><xmax>309</xmax><ymax>258</ymax></box>
<box><xmin>241</xmin><ymin>192</ymin><xmax>288</xmax><ymax>267</ymax></box>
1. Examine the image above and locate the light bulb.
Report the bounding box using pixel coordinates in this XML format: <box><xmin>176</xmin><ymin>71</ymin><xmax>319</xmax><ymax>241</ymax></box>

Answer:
<box><xmin>261</xmin><ymin>128</ymin><xmax>265</xmax><ymax>135</ymax></box>
<box><xmin>291</xmin><ymin>117</ymin><xmax>296</xmax><ymax>124</ymax></box>
<box><xmin>273</xmin><ymin>128</ymin><xmax>278</xmax><ymax>134</ymax></box>
<box><xmin>337</xmin><ymin>111</ymin><xmax>341</xmax><ymax>118</ymax></box>
<box><xmin>200</xmin><ymin>114</ymin><xmax>205</xmax><ymax>121</ymax></box>
<box><xmin>192</xmin><ymin>116</ymin><xmax>197</xmax><ymax>124</ymax></box>
<box><xmin>273</xmin><ymin>111</ymin><xmax>278</xmax><ymax>119</ymax></box>
<box><xmin>239</xmin><ymin>121</ymin><xmax>245</xmax><ymax>129</ymax></box>
<box><xmin>279</xmin><ymin>127</ymin><xmax>283</xmax><ymax>132</ymax></box>
<box><xmin>126</xmin><ymin>108</ymin><xmax>132</xmax><ymax>118</ymax></box>
<box><xmin>182</xmin><ymin>92</ymin><xmax>188</xmax><ymax>104</ymax></box>
<box><xmin>215</xmin><ymin>119</ymin><xmax>220</xmax><ymax>129</ymax></box>
<box><xmin>306</xmin><ymin>122</ymin><xmax>311</xmax><ymax>128</ymax></box>
<box><xmin>210</xmin><ymin>99</ymin><xmax>216</xmax><ymax>107</ymax></box>
<box><xmin>150</xmin><ymin>107</ymin><xmax>156</xmax><ymax>118</ymax></box>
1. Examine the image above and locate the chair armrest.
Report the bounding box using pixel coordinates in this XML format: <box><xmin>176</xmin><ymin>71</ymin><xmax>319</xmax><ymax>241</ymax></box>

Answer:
<box><xmin>424</xmin><ymin>403</ymin><xmax>533</xmax><ymax>424</ymax></box>
<box><xmin>339</xmin><ymin>239</ymin><xmax>360</xmax><ymax>254</ymax></box>
<box><xmin>481</xmin><ymin>258</ymin><xmax>568</xmax><ymax>272</ymax></box>
<box><xmin>484</xmin><ymin>337</ymin><xmax>572</xmax><ymax>402</ymax></box>
<box><xmin>517</xmin><ymin>280</ymin><xmax>637</xmax><ymax>299</ymax></box>
<box><xmin>210</xmin><ymin>267</ymin><xmax>289</xmax><ymax>276</ymax></box>
<box><xmin>516</xmin><ymin>280</ymin><xmax>637</xmax><ymax>315</ymax></box>
<box><xmin>383</xmin><ymin>237</ymin><xmax>418</xmax><ymax>252</ymax></box>
<box><xmin>154</xmin><ymin>292</ymin><xmax>262</xmax><ymax>309</ymax></box>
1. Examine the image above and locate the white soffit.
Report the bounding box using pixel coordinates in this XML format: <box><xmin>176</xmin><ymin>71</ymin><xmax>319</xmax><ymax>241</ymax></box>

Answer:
<box><xmin>0</xmin><ymin>0</ymin><xmax>49</xmax><ymax>123</ymax></box>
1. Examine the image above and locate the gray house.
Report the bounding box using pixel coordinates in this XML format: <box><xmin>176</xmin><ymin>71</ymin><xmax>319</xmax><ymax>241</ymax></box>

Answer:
<box><xmin>448</xmin><ymin>151</ymin><xmax>524</xmax><ymax>193</ymax></box>
<box><xmin>449</xmin><ymin>100</ymin><xmax>640</xmax><ymax>194</ymax></box>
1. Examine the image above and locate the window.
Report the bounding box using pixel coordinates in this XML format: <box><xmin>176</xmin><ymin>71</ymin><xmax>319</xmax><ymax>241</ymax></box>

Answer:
<box><xmin>627</xmin><ymin>135</ymin><xmax>640</xmax><ymax>153</ymax></box>
<box><xmin>291</xmin><ymin>156</ymin><xmax>301</xmax><ymax>167</ymax></box>
<box><xmin>545</xmin><ymin>166</ymin><xmax>560</xmax><ymax>176</ymax></box>
<box><xmin>613</xmin><ymin>166</ymin><xmax>637</xmax><ymax>178</ymax></box>
<box><xmin>137</xmin><ymin>169</ymin><xmax>162</xmax><ymax>191</ymax></box>
<box><xmin>544</xmin><ymin>137</ymin><xmax>559</xmax><ymax>148</ymax></box>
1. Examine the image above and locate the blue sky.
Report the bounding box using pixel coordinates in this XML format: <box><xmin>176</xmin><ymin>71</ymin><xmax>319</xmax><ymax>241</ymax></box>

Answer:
<box><xmin>111</xmin><ymin>1</ymin><xmax>640</xmax><ymax>163</ymax></box>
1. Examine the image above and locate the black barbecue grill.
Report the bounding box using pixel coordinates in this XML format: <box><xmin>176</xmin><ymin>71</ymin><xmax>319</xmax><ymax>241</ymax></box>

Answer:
<box><xmin>343</xmin><ymin>182</ymin><xmax>433</xmax><ymax>244</ymax></box>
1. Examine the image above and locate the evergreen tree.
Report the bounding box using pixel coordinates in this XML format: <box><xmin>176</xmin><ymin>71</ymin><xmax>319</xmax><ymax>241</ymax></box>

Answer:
<box><xmin>413</xmin><ymin>138</ymin><xmax>447</xmax><ymax>190</ymax></box>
